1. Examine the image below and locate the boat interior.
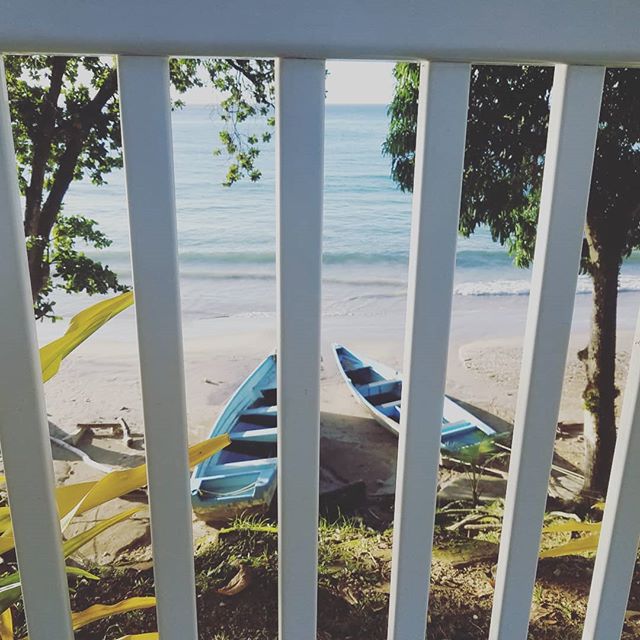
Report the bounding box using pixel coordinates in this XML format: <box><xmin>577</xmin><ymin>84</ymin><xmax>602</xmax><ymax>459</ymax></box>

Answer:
<box><xmin>336</xmin><ymin>346</ymin><xmax>403</xmax><ymax>423</ymax></box>
<box><xmin>336</xmin><ymin>345</ymin><xmax>495</xmax><ymax>451</ymax></box>
<box><xmin>219</xmin><ymin>385</ymin><xmax>278</xmax><ymax>464</ymax></box>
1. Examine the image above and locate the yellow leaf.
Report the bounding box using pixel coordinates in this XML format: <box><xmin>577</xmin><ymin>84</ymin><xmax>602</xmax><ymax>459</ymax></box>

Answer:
<box><xmin>116</xmin><ymin>635</ymin><xmax>159</xmax><ymax>640</ymax></box>
<box><xmin>21</xmin><ymin>598</ymin><xmax>156</xmax><ymax>639</ymax></box>
<box><xmin>540</xmin><ymin>533</ymin><xmax>600</xmax><ymax>558</ymax></box>
<box><xmin>0</xmin><ymin>607</ymin><xmax>12</xmax><ymax>640</ymax></box>
<box><xmin>63</xmin><ymin>506</ymin><xmax>143</xmax><ymax>558</ymax></box>
<box><xmin>543</xmin><ymin>521</ymin><xmax>601</xmax><ymax>534</ymax></box>
<box><xmin>40</xmin><ymin>291</ymin><xmax>134</xmax><ymax>383</ymax></box>
<box><xmin>72</xmin><ymin>435</ymin><xmax>229</xmax><ymax>516</ymax></box>
<box><xmin>0</xmin><ymin>511</ymin><xmax>11</xmax><ymax>535</ymax></box>
<box><xmin>0</xmin><ymin>483</ymin><xmax>94</xmax><ymax>536</ymax></box>
<box><xmin>56</xmin><ymin>482</ymin><xmax>99</xmax><ymax>526</ymax></box>
<box><xmin>0</xmin><ymin>436</ymin><xmax>229</xmax><ymax>556</ymax></box>
<box><xmin>71</xmin><ymin>597</ymin><xmax>156</xmax><ymax>631</ymax></box>
<box><xmin>0</xmin><ymin>534</ymin><xmax>17</xmax><ymax>556</ymax></box>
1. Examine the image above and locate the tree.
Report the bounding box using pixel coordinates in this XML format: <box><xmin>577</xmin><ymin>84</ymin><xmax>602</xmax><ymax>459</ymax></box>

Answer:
<box><xmin>5</xmin><ymin>55</ymin><xmax>274</xmax><ymax>320</ymax></box>
<box><xmin>384</xmin><ymin>63</ymin><xmax>640</xmax><ymax>495</ymax></box>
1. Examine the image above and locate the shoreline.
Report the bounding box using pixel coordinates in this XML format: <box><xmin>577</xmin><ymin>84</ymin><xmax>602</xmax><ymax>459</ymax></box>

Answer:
<box><xmin>37</xmin><ymin>296</ymin><xmax>637</xmax><ymax>562</ymax></box>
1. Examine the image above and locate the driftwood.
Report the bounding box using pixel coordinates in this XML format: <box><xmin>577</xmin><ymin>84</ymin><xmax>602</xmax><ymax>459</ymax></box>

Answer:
<box><xmin>49</xmin><ymin>435</ymin><xmax>114</xmax><ymax>474</ymax></box>
<box><xmin>76</xmin><ymin>417</ymin><xmax>137</xmax><ymax>448</ymax></box>
<box><xmin>118</xmin><ymin>417</ymin><xmax>135</xmax><ymax>448</ymax></box>
<box><xmin>77</xmin><ymin>422</ymin><xmax>122</xmax><ymax>435</ymax></box>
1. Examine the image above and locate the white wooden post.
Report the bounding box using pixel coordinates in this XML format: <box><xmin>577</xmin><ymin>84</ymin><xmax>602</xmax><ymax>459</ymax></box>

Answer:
<box><xmin>276</xmin><ymin>57</ymin><xmax>325</xmax><ymax>639</ymax></box>
<box><xmin>0</xmin><ymin>59</ymin><xmax>74</xmax><ymax>640</ymax></box>
<box><xmin>582</xmin><ymin>305</ymin><xmax>640</xmax><ymax>640</ymax></box>
<box><xmin>489</xmin><ymin>64</ymin><xmax>605</xmax><ymax>640</ymax></box>
<box><xmin>117</xmin><ymin>56</ymin><xmax>198</xmax><ymax>640</ymax></box>
<box><xmin>386</xmin><ymin>61</ymin><xmax>470</xmax><ymax>640</ymax></box>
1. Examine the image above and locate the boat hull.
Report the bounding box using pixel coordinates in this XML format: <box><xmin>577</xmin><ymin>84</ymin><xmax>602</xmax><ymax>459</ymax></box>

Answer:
<box><xmin>332</xmin><ymin>344</ymin><xmax>496</xmax><ymax>452</ymax></box>
<box><xmin>191</xmin><ymin>354</ymin><xmax>278</xmax><ymax>522</ymax></box>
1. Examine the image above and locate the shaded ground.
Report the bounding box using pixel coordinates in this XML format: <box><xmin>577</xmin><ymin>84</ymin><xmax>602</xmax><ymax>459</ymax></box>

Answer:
<box><xmin>12</xmin><ymin>518</ymin><xmax>640</xmax><ymax>640</ymax></box>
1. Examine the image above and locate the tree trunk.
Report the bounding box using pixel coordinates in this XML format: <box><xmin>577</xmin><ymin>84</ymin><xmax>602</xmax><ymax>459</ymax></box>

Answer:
<box><xmin>580</xmin><ymin>256</ymin><xmax>619</xmax><ymax>495</ymax></box>
<box><xmin>27</xmin><ymin>240</ymin><xmax>49</xmax><ymax>307</ymax></box>
<box><xmin>21</xmin><ymin>65</ymin><xmax>118</xmax><ymax>311</ymax></box>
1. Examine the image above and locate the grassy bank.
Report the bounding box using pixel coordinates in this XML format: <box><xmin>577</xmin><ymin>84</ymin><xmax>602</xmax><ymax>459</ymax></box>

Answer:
<box><xmin>10</xmin><ymin>514</ymin><xmax>640</xmax><ymax>640</ymax></box>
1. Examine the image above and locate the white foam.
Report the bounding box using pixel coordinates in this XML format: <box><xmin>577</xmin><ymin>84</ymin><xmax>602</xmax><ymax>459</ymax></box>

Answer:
<box><xmin>454</xmin><ymin>274</ymin><xmax>640</xmax><ymax>297</ymax></box>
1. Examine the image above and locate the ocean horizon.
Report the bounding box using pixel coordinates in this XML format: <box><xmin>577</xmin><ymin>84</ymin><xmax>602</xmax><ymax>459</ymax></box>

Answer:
<box><xmin>45</xmin><ymin>103</ymin><xmax>640</xmax><ymax>325</ymax></box>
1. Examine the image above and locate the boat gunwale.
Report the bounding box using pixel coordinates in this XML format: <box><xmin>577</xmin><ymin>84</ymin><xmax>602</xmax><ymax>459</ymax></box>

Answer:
<box><xmin>331</xmin><ymin>343</ymin><xmax>498</xmax><ymax>445</ymax></box>
<box><xmin>192</xmin><ymin>351</ymin><xmax>277</xmax><ymax>485</ymax></box>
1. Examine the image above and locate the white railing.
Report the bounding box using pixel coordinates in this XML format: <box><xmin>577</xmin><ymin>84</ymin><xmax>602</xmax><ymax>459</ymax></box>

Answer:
<box><xmin>1</xmin><ymin>2</ymin><xmax>640</xmax><ymax>640</ymax></box>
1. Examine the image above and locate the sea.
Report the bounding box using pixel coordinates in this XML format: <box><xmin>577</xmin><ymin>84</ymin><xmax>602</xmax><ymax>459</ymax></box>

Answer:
<box><xmin>45</xmin><ymin>104</ymin><xmax>640</xmax><ymax>338</ymax></box>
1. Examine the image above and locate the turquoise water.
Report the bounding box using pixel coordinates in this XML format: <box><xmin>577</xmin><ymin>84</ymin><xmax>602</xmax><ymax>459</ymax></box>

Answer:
<box><xmin>56</xmin><ymin>104</ymin><xmax>640</xmax><ymax>321</ymax></box>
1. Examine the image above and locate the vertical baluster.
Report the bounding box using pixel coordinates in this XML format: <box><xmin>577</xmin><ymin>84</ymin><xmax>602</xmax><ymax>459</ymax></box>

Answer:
<box><xmin>276</xmin><ymin>57</ymin><xmax>325</xmax><ymax>639</ymax></box>
<box><xmin>489</xmin><ymin>64</ymin><xmax>605</xmax><ymax>640</ymax></box>
<box><xmin>0</xmin><ymin>59</ymin><xmax>74</xmax><ymax>640</ymax></box>
<box><xmin>118</xmin><ymin>56</ymin><xmax>198</xmax><ymax>639</ymax></box>
<box><xmin>386</xmin><ymin>61</ymin><xmax>470</xmax><ymax>640</ymax></box>
<box><xmin>582</xmin><ymin>304</ymin><xmax>640</xmax><ymax>640</ymax></box>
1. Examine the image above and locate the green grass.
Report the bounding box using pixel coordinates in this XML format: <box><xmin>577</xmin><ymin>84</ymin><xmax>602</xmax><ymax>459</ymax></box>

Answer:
<box><xmin>10</xmin><ymin>513</ymin><xmax>640</xmax><ymax>640</ymax></box>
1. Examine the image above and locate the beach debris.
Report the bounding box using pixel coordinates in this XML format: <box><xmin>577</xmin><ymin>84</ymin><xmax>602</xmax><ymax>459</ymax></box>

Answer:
<box><xmin>75</xmin><ymin>418</ymin><xmax>139</xmax><ymax>449</ymax></box>
<box><xmin>77</xmin><ymin>422</ymin><xmax>123</xmax><ymax>435</ymax></box>
<box><xmin>556</xmin><ymin>421</ymin><xmax>582</xmax><ymax>437</ymax></box>
<box><xmin>64</xmin><ymin>427</ymin><xmax>92</xmax><ymax>447</ymax></box>
<box><xmin>49</xmin><ymin>434</ymin><xmax>115</xmax><ymax>474</ymax></box>
<box><xmin>119</xmin><ymin>417</ymin><xmax>136</xmax><ymax>448</ymax></box>
<box><xmin>339</xmin><ymin>587</ymin><xmax>359</xmax><ymax>606</ymax></box>
<box><xmin>217</xmin><ymin>565</ymin><xmax>252</xmax><ymax>596</ymax></box>
<box><xmin>204</xmin><ymin>378</ymin><xmax>221</xmax><ymax>385</ymax></box>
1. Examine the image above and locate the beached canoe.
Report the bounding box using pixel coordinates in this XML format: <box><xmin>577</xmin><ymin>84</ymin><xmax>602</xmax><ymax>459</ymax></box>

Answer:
<box><xmin>191</xmin><ymin>354</ymin><xmax>278</xmax><ymax>522</ymax></box>
<box><xmin>332</xmin><ymin>344</ymin><xmax>496</xmax><ymax>452</ymax></box>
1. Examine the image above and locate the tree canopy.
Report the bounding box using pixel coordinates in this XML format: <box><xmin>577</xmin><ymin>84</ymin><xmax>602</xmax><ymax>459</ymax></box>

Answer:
<box><xmin>5</xmin><ymin>55</ymin><xmax>274</xmax><ymax>319</ymax></box>
<box><xmin>384</xmin><ymin>63</ymin><xmax>640</xmax><ymax>493</ymax></box>
<box><xmin>384</xmin><ymin>64</ymin><xmax>640</xmax><ymax>270</ymax></box>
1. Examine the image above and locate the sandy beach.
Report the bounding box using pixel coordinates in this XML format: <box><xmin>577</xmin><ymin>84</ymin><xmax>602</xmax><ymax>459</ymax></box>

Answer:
<box><xmin>25</xmin><ymin>101</ymin><xmax>640</xmax><ymax>565</ymax></box>
<box><xmin>34</xmin><ymin>291</ymin><xmax>636</xmax><ymax>564</ymax></box>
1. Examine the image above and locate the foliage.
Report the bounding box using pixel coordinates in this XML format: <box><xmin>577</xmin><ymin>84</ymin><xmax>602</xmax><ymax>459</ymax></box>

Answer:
<box><xmin>207</xmin><ymin>59</ymin><xmax>275</xmax><ymax>185</ymax></box>
<box><xmin>4</xmin><ymin>55</ymin><xmax>273</xmax><ymax>320</ymax></box>
<box><xmin>384</xmin><ymin>63</ymin><xmax>555</xmax><ymax>265</ymax></box>
<box><xmin>438</xmin><ymin>495</ymin><xmax>604</xmax><ymax>559</ymax></box>
<box><xmin>384</xmin><ymin>63</ymin><xmax>640</xmax><ymax>279</ymax></box>
<box><xmin>0</xmin><ymin>431</ymin><xmax>228</xmax><ymax>633</ymax></box>
<box><xmin>539</xmin><ymin>501</ymin><xmax>605</xmax><ymax>558</ymax></box>
<box><xmin>0</xmin><ymin>296</ymin><xmax>230</xmax><ymax>636</ymax></box>
<box><xmin>384</xmin><ymin>63</ymin><xmax>640</xmax><ymax>493</ymax></box>
<box><xmin>446</xmin><ymin>437</ymin><xmax>508</xmax><ymax>507</ymax></box>
<box><xmin>0</xmin><ymin>432</ymin><xmax>228</xmax><ymax>636</ymax></box>
<box><xmin>39</xmin><ymin>290</ymin><xmax>133</xmax><ymax>381</ymax></box>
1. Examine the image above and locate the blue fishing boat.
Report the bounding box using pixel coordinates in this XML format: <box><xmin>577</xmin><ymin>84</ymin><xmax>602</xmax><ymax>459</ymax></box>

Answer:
<box><xmin>333</xmin><ymin>344</ymin><xmax>496</xmax><ymax>452</ymax></box>
<box><xmin>191</xmin><ymin>354</ymin><xmax>278</xmax><ymax>522</ymax></box>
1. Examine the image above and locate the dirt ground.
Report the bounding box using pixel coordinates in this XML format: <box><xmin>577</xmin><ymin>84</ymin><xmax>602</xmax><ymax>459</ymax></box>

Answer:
<box><xmin>11</xmin><ymin>520</ymin><xmax>640</xmax><ymax>640</ymax></box>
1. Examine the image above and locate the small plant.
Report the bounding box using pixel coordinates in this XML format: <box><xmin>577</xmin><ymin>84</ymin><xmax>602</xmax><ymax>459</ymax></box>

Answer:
<box><xmin>447</xmin><ymin>437</ymin><xmax>509</xmax><ymax>507</ymax></box>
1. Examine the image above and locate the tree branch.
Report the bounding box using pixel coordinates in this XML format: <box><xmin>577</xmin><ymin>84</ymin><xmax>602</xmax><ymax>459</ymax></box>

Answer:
<box><xmin>24</xmin><ymin>56</ymin><xmax>68</xmax><ymax>237</ymax></box>
<box><xmin>38</xmin><ymin>67</ymin><xmax>118</xmax><ymax>239</ymax></box>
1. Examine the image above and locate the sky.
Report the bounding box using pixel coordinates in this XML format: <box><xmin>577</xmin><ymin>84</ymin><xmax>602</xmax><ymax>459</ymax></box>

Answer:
<box><xmin>182</xmin><ymin>60</ymin><xmax>396</xmax><ymax>105</ymax></box>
